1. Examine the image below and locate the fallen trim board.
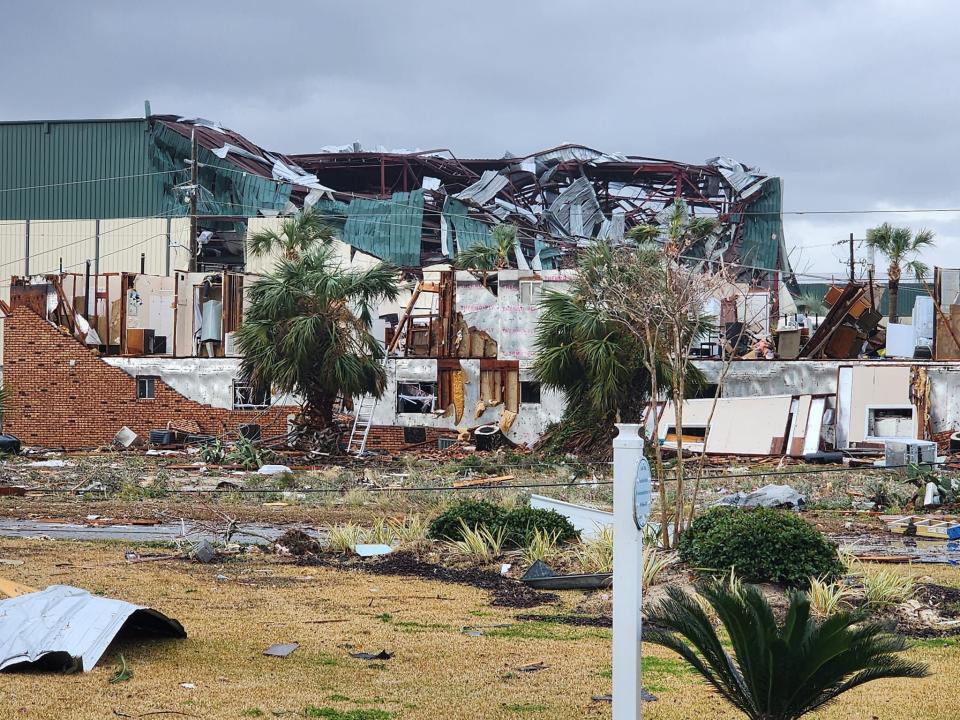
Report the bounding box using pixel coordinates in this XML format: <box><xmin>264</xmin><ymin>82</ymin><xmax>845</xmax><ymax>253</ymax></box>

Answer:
<box><xmin>529</xmin><ymin>494</ymin><xmax>611</xmax><ymax>540</ymax></box>
<box><xmin>0</xmin><ymin>585</ymin><xmax>186</xmax><ymax>672</ymax></box>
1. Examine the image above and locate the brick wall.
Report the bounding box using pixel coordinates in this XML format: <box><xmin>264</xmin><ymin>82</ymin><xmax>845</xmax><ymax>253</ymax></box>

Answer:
<box><xmin>2</xmin><ymin>307</ymin><xmax>292</xmax><ymax>449</ymax></box>
<box><xmin>365</xmin><ymin>425</ymin><xmax>459</xmax><ymax>453</ymax></box>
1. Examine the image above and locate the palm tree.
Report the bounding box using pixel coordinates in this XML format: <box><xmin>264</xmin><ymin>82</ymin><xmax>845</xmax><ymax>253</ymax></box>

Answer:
<box><xmin>865</xmin><ymin>223</ymin><xmax>934</xmax><ymax>324</ymax></box>
<box><xmin>533</xmin><ymin>240</ymin><xmax>704</xmax><ymax>452</ymax></box>
<box><xmin>456</xmin><ymin>224</ymin><xmax>517</xmax><ymax>286</ymax></box>
<box><xmin>247</xmin><ymin>208</ymin><xmax>336</xmax><ymax>260</ymax></box>
<box><xmin>645</xmin><ymin>583</ymin><xmax>929</xmax><ymax>720</ymax></box>
<box><xmin>236</xmin><ymin>243</ymin><xmax>400</xmax><ymax>443</ymax></box>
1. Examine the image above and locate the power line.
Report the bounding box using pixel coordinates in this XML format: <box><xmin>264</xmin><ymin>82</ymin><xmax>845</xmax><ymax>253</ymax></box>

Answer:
<box><xmin>0</xmin><ymin>169</ymin><xmax>187</xmax><ymax>194</ymax></box>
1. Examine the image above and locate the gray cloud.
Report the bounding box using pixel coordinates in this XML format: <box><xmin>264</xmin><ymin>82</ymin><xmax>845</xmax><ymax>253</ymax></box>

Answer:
<box><xmin>2</xmin><ymin>0</ymin><xmax>957</xmax><ymax>273</ymax></box>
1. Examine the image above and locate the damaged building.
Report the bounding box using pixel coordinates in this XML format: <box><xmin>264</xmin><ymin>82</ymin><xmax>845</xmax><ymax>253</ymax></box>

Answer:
<box><xmin>0</xmin><ymin>110</ymin><xmax>797</xmax><ymax>451</ymax></box>
<box><xmin>3</xmin><ymin>109</ymin><xmax>959</xmax><ymax>459</ymax></box>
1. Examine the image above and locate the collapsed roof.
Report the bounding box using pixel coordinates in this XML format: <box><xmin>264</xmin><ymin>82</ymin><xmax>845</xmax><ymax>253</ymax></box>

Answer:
<box><xmin>289</xmin><ymin>145</ymin><xmax>790</xmax><ymax>279</ymax></box>
<box><xmin>145</xmin><ymin>117</ymin><xmax>790</xmax><ymax>278</ymax></box>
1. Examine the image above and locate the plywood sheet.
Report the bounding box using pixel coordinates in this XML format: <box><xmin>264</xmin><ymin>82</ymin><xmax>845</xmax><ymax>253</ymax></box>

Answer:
<box><xmin>658</xmin><ymin>396</ymin><xmax>794</xmax><ymax>455</ymax></box>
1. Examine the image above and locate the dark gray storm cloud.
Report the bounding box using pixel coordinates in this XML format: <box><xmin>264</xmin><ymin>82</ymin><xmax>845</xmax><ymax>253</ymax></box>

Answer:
<box><xmin>2</xmin><ymin>0</ymin><xmax>958</xmax><ymax>273</ymax></box>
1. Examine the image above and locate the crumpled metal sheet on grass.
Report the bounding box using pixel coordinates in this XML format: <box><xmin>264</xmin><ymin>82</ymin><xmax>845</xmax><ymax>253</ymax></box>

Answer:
<box><xmin>0</xmin><ymin>585</ymin><xmax>186</xmax><ymax>672</ymax></box>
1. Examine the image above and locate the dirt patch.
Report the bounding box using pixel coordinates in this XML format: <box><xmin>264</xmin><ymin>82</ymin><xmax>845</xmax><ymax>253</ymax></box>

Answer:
<box><xmin>361</xmin><ymin>551</ymin><xmax>559</xmax><ymax>609</ymax></box>
<box><xmin>273</xmin><ymin>528</ymin><xmax>322</xmax><ymax>556</ymax></box>
<box><xmin>891</xmin><ymin>582</ymin><xmax>960</xmax><ymax>638</ymax></box>
<box><xmin>515</xmin><ymin>613</ymin><xmax>611</xmax><ymax>627</ymax></box>
<box><xmin>915</xmin><ymin>582</ymin><xmax>960</xmax><ymax>616</ymax></box>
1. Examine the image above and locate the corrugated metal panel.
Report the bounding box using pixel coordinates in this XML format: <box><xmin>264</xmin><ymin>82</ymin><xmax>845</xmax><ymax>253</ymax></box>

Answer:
<box><xmin>149</xmin><ymin>124</ymin><xmax>292</xmax><ymax>217</ymax></box>
<box><xmin>244</xmin><ymin>218</ymin><xmax>367</xmax><ymax>276</ymax></box>
<box><xmin>0</xmin><ymin>119</ymin><xmax>166</xmax><ymax>220</ymax></box>
<box><xmin>342</xmin><ymin>190</ymin><xmax>424</xmax><ymax>267</ymax></box>
<box><xmin>739</xmin><ymin>177</ymin><xmax>784</xmax><ymax>272</ymax></box>
<box><xmin>243</xmin><ymin>217</ymin><xmax>284</xmax><ymax>276</ymax></box>
<box><xmin>443</xmin><ymin>197</ymin><xmax>491</xmax><ymax>254</ymax></box>
<box><xmin>29</xmin><ymin>220</ymin><xmax>97</xmax><ymax>275</ymax></box>
<box><xmin>0</xmin><ymin>221</ymin><xmax>26</xmax><ymax>281</ymax></box>
<box><xmin>98</xmin><ymin>218</ymin><xmax>169</xmax><ymax>275</ymax></box>
<box><xmin>0</xmin><ymin>584</ymin><xmax>185</xmax><ymax>672</ymax></box>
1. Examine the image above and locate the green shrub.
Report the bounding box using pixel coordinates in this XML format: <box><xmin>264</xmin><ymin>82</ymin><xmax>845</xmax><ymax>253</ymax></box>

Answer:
<box><xmin>427</xmin><ymin>500</ymin><xmax>506</xmax><ymax>541</ymax></box>
<box><xmin>427</xmin><ymin>500</ymin><xmax>578</xmax><ymax>548</ymax></box>
<box><xmin>678</xmin><ymin>507</ymin><xmax>844</xmax><ymax>586</ymax></box>
<box><xmin>499</xmin><ymin>507</ymin><xmax>579</xmax><ymax>547</ymax></box>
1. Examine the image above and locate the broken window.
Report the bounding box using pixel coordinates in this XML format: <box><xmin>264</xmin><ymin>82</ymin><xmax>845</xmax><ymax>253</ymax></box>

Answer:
<box><xmin>664</xmin><ymin>426</ymin><xmax>708</xmax><ymax>444</ymax></box>
<box><xmin>479</xmin><ymin>359</ymin><xmax>520</xmax><ymax>413</ymax></box>
<box><xmin>397</xmin><ymin>382</ymin><xmax>436</xmax><ymax>414</ymax></box>
<box><xmin>866</xmin><ymin>407</ymin><xmax>915</xmax><ymax>439</ymax></box>
<box><xmin>233</xmin><ymin>380</ymin><xmax>271</xmax><ymax>409</ymax></box>
<box><xmin>520</xmin><ymin>381</ymin><xmax>541</xmax><ymax>404</ymax></box>
<box><xmin>519</xmin><ymin>280</ymin><xmax>543</xmax><ymax>306</ymax></box>
<box><xmin>136</xmin><ymin>376</ymin><xmax>157</xmax><ymax>400</ymax></box>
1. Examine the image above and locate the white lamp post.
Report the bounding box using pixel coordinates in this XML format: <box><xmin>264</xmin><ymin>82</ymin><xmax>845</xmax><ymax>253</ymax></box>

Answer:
<box><xmin>612</xmin><ymin>423</ymin><xmax>651</xmax><ymax>720</ymax></box>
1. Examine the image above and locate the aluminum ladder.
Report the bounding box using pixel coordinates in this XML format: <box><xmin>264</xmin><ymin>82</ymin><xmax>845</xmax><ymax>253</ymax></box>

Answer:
<box><xmin>347</xmin><ymin>394</ymin><xmax>377</xmax><ymax>454</ymax></box>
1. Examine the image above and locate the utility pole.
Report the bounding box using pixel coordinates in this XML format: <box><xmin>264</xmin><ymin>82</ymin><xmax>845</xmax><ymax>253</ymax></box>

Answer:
<box><xmin>848</xmin><ymin>232</ymin><xmax>855</xmax><ymax>283</ymax></box>
<box><xmin>188</xmin><ymin>127</ymin><xmax>198</xmax><ymax>271</ymax></box>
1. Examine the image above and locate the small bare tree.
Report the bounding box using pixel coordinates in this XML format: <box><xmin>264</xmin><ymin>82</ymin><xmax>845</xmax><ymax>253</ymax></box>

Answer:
<box><xmin>578</xmin><ymin>201</ymin><xmax>729</xmax><ymax>548</ymax></box>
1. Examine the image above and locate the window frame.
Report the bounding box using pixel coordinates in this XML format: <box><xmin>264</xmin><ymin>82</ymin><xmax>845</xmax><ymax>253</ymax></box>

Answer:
<box><xmin>136</xmin><ymin>375</ymin><xmax>158</xmax><ymax>400</ymax></box>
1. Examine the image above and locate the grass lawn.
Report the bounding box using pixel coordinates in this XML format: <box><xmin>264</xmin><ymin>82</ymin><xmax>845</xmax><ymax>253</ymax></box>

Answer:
<box><xmin>0</xmin><ymin>538</ymin><xmax>957</xmax><ymax>719</ymax></box>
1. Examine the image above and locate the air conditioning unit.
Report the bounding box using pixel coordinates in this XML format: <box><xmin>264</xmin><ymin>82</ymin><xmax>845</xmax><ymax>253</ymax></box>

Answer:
<box><xmin>885</xmin><ymin>439</ymin><xmax>937</xmax><ymax>468</ymax></box>
<box><xmin>224</xmin><ymin>331</ymin><xmax>239</xmax><ymax>357</ymax></box>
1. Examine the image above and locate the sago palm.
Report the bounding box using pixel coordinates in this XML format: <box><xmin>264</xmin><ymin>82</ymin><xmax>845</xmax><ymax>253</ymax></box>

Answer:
<box><xmin>247</xmin><ymin>208</ymin><xmax>337</xmax><ymax>260</ymax></box>
<box><xmin>236</xmin><ymin>243</ymin><xmax>400</xmax><ymax>436</ymax></box>
<box><xmin>645</xmin><ymin>583</ymin><xmax>929</xmax><ymax>720</ymax></box>
<box><xmin>865</xmin><ymin>223</ymin><xmax>935</xmax><ymax>323</ymax></box>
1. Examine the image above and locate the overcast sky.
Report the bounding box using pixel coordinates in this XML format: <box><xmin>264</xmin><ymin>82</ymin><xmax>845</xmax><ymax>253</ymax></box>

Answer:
<box><xmin>3</xmin><ymin>0</ymin><xmax>957</xmax><ymax>278</ymax></box>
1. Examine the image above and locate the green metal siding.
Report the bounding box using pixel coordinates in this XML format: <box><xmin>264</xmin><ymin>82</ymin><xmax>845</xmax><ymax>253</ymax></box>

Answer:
<box><xmin>342</xmin><ymin>190</ymin><xmax>424</xmax><ymax>267</ymax></box>
<box><xmin>442</xmin><ymin>196</ymin><xmax>492</xmax><ymax>254</ymax></box>
<box><xmin>147</xmin><ymin>123</ymin><xmax>292</xmax><ymax>217</ymax></box>
<box><xmin>0</xmin><ymin>118</ymin><xmax>294</xmax><ymax>220</ymax></box>
<box><xmin>738</xmin><ymin>177</ymin><xmax>784</xmax><ymax>273</ymax></box>
<box><xmin>0</xmin><ymin>119</ymin><xmax>168</xmax><ymax>219</ymax></box>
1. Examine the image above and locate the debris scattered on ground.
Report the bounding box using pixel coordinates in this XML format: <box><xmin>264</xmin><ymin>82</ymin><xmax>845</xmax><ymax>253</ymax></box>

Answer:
<box><xmin>27</xmin><ymin>459</ymin><xmax>72</xmax><ymax>468</ymax></box>
<box><xmin>520</xmin><ymin>560</ymin><xmax>612</xmax><ymax>590</ymax></box>
<box><xmin>514</xmin><ymin>613</ymin><xmax>611</xmax><ymax>628</ymax></box>
<box><xmin>516</xmin><ymin>661</ymin><xmax>548</xmax><ymax>672</ymax></box>
<box><xmin>353</xmin><ymin>543</ymin><xmax>393</xmax><ymax>557</ymax></box>
<box><xmin>592</xmin><ymin>690</ymin><xmax>658</xmax><ymax>703</ymax></box>
<box><xmin>274</xmin><ymin>529</ymin><xmax>322</xmax><ymax>556</ymax></box>
<box><xmin>190</xmin><ymin>539</ymin><xmax>216</xmax><ymax>564</ymax></box>
<box><xmin>257</xmin><ymin>464</ymin><xmax>292</xmax><ymax>475</ymax></box>
<box><xmin>263</xmin><ymin>642</ymin><xmax>300</xmax><ymax>658</ymax></box>
<box><xmin>361</xmin><ymin>552</ymin><xmax>558</xmax><ymax>608</ymax></box>
<box><xmin>348</xmin><ymin>649</ymin><xmax>393</xmax><ymax>661</ymax></box>
<box><xmin>715</xmin><ymin>483</ymin><xmax>805</xmax><ymax>510</ymax></box>
<box><xmin>452</xmin><ymin>474</ymin><xmax>513</xmax><ymax>489</ymax></box>
<box><xmin>0</xmin><ymin>584</ymin><xmax>185</xmax><ymax>672</ymax></box>
<box><xmin>112</xmin><ymin>426</ymin><xmax>138</xmax><ymax>448</ymax></box>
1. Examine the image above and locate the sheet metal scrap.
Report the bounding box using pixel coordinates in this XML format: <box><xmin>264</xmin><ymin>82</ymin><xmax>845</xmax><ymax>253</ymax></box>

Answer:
<box><xmin>348</xmin><ymin>649</ymin><xmax>393</xmax><ymax>661</ymax></box>
<box><xmin>0</xmin><ymin>585</ymin><xmax>186</xmax><ymax>672</ymax></box>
